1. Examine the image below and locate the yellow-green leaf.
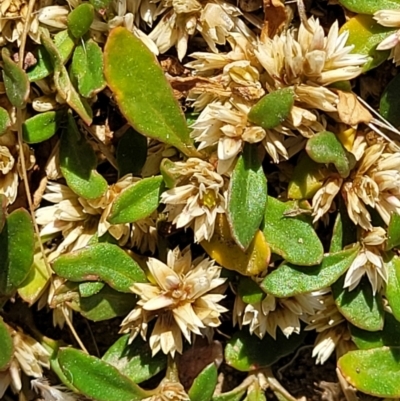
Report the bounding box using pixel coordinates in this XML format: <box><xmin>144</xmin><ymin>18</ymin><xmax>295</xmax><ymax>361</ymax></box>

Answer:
<box><xmin>188</xmin><ymin>363</ymin><xmax>218</xmax><ymax>401</ymax></box>
<box><xmin>0</xmin><ymin>317</ymin><xmax>13</xmax><ymax>371</ymax></box>
<box><xmin>339</xmin><ymin>0</ymin><xmax>400</xmax><ymax>14</ymax></box>
<box><xmin>104</xmin><ymin>27</ymin><xmax>198</xmax><ymax>157</ymax></box>
<box><xmin>0</xmin><ymin>107</ymin><xmax>11</xmax><ymax>136</ymax></box>
<box><xmin>22</xmin><ymin>110</ymin><xmax>65</xmax><ymax>144</ymax></box>
<box><xmin>67</xmin><ymin>3</ymin><xmax>94</xmax><ymax>39</ymax></box>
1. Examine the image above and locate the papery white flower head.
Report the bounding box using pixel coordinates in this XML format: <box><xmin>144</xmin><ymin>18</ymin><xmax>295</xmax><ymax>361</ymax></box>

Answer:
<box><xmin>374</xmin><ymin>10</ymin><xmax>400</xmax><ymax>65</ymax></box>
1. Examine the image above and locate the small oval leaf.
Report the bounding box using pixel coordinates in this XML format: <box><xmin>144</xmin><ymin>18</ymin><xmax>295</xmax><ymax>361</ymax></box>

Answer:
<box><xmin>306</xmin><ymin>131</ymin><xmax>353</xmax><ymax>178</ymax></box>
<box><xmin>338</xmin><ymin>347</ymin><xmax>400</xmax><ymax>398</ymax></box>
<box><xmin>385</xmin><ymin>254</ymin><xmax>400</xmax><ymax>321</ymax></box>
<box><xmin>0</xmin><ymin>317</ymin><xmax>13</xmax><ymax>371</ymax></box>
<box><xmin>188</xmin><ymin>363</ymin><xmax>218</xmax><ymax>401</ymax></box>
<box><xmin>238</xmin><ymin>276</ymin><xmax>265</xmax><ymax>304</ymax></box>
<box><xmin>248</xmin><ymin>88</ymin><xmax>294</xmax><ymax>130</ymax></box>
<box><xmin>227</xmin><ymin>144</ymin><xmax>267</xmax><ymax>251</ymax></box>
<box><xmin>0</xmin><ymin>107</ymin><xmax>11</xmax><ymax>136</ymax></box>
<box><xmin>261</xmin><ymin>246</ymin><xmax>359</xmax><ymax>298</ymax></box>
<box><xmin>60</xmin><ymin>113</ymin><xmax>107</xmax><ymax>199</ymax></box>
<box><xmin>262</xmin><ymin>197</ymin><xmax>324</xmax><ymax>266</ymax></box>
<box><xmin>22</xmin><ymin>110</ymin><xmax>65</xmax><ymax>144</ymax></box>
<box><xmin>332</xmin><ymin>276</ymin><xmax>384</xmax><ymax>331</ymax></box>
<box><xmin>52</xmin><ymin>243</ymin><xmax>147</xmax><ymax>293</ymax></box>
<box><xmin>67</xmin><ymin>3</ymin><xmax>94</xmax><ymax>39</ymax></box>
<box><xmin>108</xmin><ymin>176</ymin><xmax>164</xmax><ymax>225</ymax></box>
<box><xmin>104</xmin><ymin>27</ymin><xmax>198</xmax><ymax>157</ymax></box>
<box><xmin>58</xmin><ymin>347</ymin><xmax>149</xmax><ymax>401</ymax></box>
<box><xmin>102</xmin><ymin>334</ymin><xmax>167</xmax><ymax>383</ymax></box>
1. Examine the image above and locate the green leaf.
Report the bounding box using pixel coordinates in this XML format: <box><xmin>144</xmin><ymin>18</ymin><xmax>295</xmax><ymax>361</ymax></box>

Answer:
<box><xmin>78</xmin><ymin>281</ymin><xmax>105</xmax><ymax>297</ymax></box>
<box><xmin>89</xmin><ymin>0</ymin><xmax>112</xmax><ymax>11</ymax></box>
<box><xmin>70</xmin><ymin>39</ymin><xmax>106</xmax><ymax>98</ymax></box>
<box><xmin>103</xmin><ymin>335</ymin><xmax>167</xmax><ymax>384</ymax></box>
<box><xmin>350</xmin><ymin>313</ymin><xmax>400</xmax><ymax>350</ymax></box>
<box><xmin>238</xmin><ymin>276</ymin><xmax>264</xmax><ymax>304</ymax></box>
<box><xmin>225</xmin><ymin>329</ymin><xmax>305</xmax><ymax>372</ymax></box>
<box><xmin>340</xmin><ymin>14</ymin><xmax>394</xmax><ymax>72</ymax></box>
<box><xmin>18</xmin><ymin>252</ymin><xmax>51</xmax><ymax>305</ymax></box>
<box><xmin>116</xmin><ymin>128</ymin><xmax>148</xmax><ymax>177</ymax></box>
<box><xmin>227</xmin><ymin>144</ymin><xmax>267</xmax><ymax>251</ymax></box>
<box><xmin>329</xmin><ymin>204</ymin><xmax>357</xmax><ymax>253</ymax></box>
<box><xmin>1</xmin><ymin>48</ymin><xmax>30</xmax><ymax>108</ymax></box>
<box><xmin>287</xmin><ymin>154</ymin><xmax>327</xmax><ymax>200</ymax></box>
<box><xmin>380</xmin><ymin>74</ymin><xmax>400</xmax><ymax>128</ymax></box>
<box><xmin>52</xmin><ymin>243</ymin><xmax>147</xmax><ymax>293</ymax></box>
<box><xmin>261</xmin><ymin>246</ymin><xmax>359</xmax><ymax>298</ymax></box>
<box><xmin>339</xmin><ymin>0</ymin><xmax>400</xmax><ymax>14</ymax></box>
<box><xmin>104</xmin><ymin>27</ymin><xmax>198</xmax><ymax>157</ymax></box>
<box><xmin>332</xmin><ymin>276</ymin><xmax>384</xmax><ymax>331</ymax></box>
<box><xmin>53</xmin><ymin>29</ymin><xmax>77</xmax><ymax>63</ymax></box>
<box><xmin>60</xmin><ymin>113</ymin><xmax>107</xmax><ymax>199</ymax></box>
<box><xmin>0</xmin><ymin>317</ymin><xmax>13</xmax><ymax>371</ymax></box>
<box><xmin>108</xmin><ymin>176</ymin><xmax>163</xmax><ymax>225</ymax></box>
<box><xmin>0</xmin><ymin>209</ymin><xmax>34</xmax><ymax>298</ymax></box>
<box><xmin>67</xmin><ymin>3</ymin><xmax>94</xmax><ymax>39</ymax></box>
<box><xmin>387</xmin><ymin>213</ymin><xmax>400</xmax><ymax>250</ymax></box>
<box><xmin>0</xmin><ymin>195</ymin><xmax>6</xmax><ymax>233</ymax></box>
<box><xmin>245</xmin><ymin>383</ymin><xmax>266</xmax><ymax>401</ymax></box>
<box><xmin>0</xmin><ymin>107</ymin><xmax>11</xmax><ymax>136</ymax></box>
<box><xmin>248</xmin><ymin>88</ymin><xmax>295</xmax><ymax>129</ymax></box>
<box><xmin>306</xmin><ymin>131</ymin><xmax>354</xmax><ymax>178</ymax></box>
<box><xmin>22</xmin><ymin>110</ymin><xmax>65</xmax><ymax>144</ymax></box>
<box><xmin>385</xmin><ymin>254</ymin><xmax>400</xmax><ymax>321</ymax></box>
<box><xmin>338</xmin><ymin>346</ymin><xmax>400</xmax><ymax>398</ymax></box>
<box><xmin>58</xmin><ymin>348</ymin><xmax>149</xmax><ymax>401</ymax></box>
<box><xmin>188</xmin><ymin>363</ymin><xmax>218</xmax><ymax>401</ymax></box>
<box><xmin>40</xmin><ymin>31</ymin><xmax>92</xmax><ymax>125</ymax></box>
<box><xmin>262</xmin><ymin>197</ymin><xmax>324</xmax><ymax>266</ymax></box>
<box><xmin>75</xmin><ymin>285</ymin><xmax>137</xmax><ymax>321</ymax></box>
<box><xmin>213</xmin><ymin>389</ymin><xmax>246</xmax><ymax>401</ymax></box>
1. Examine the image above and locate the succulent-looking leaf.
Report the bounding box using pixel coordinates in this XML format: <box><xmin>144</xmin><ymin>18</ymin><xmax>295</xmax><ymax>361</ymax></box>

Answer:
<box><xmin>102</xmin><ymin>334</ymin><xmax>166</xmax><ymax>383</ymax></box>
<box><xmin>329</xmin><ymin>205</ymin><xmax>357</xmax><ymax>253</ymax></box>
<box><xmin>332</xmin><ymin>276</ymin><xmax>384</xmax><ymax>331</ymax></box>
<box><xmin>52</xmin><ymin>243</ymin><xmax>147</xmax><ymax>293</ymax></box>
<box><xmin>387</xmin><ymin>213</ymin><xmax>400</xmax><ymax>250</ymax></box>
<box><xmin>238</xmin><ymin>276</ymin><xmax>265</xmax><ymax>304</ymax></box>
<box><xmin>385</xmin><ymin>254</ymin><xmax>400</xmax><ymax>321</ymax></box>
<box><xmin>58</xmin><ymin>348</ymin><xmax>149</xmax><ymax>401</ymax></box>
<box><xmin>306</xmin><ymin>131</ymin><xmax>354</xmax><ymax>178</ymax></box>
<box><xmin>338</xmin><ymin>346</ymin><xmax>400</xmax><ymax>398</ymax></box>
<box><xmin>201</xmin><ymin>215</ymin><xmax>270</xmax><ymax>276</ymax></box>
<box><xmin>108</xmin><ymin>176</ymin><xmax>164</xmax><ymax>224</ymax></box>
<box><xmin>40</xmin><ymin>31</ymin><xmax>92</xmax><ymax>125</ymax></box>
<box><xmin>78</xmin><ymin>282</ymin><xmax>105</xmax><ymax>297</ymax></box>
<box><xmin>225</xmin><ymin>329</ymin><xmax>306</xmax><ymax>372</ymax></box>
<box><xmin>60</xmin><ymin>113</ymin><xmax>107</xmax><ymax>199</ymax></box>
<box><xmin>70</xmin><ymin>39</ymin><xmax>106</xmax><ymax>98</ymax></box>
<box><xmin>248</xmin><ymin>88</ymin><xmax>295</xmax><ymax>129</ymax></box>
<box><xmin>116</xmin><ymin>128</ymin><xmax>148</xmax><ymax>177</ymax></box>
<box><xmin>339</xmin><ymin>0</ymin><xmax>400</xmax><ymax>14</ymax></box>
<box><xmin>0</xmin><ymin>107</ymin><xmax>11</xmax><ymax>136</ymax></box>
<box><xmin>381</xmin><ymin>74</ymin><xmax>400</xmax><ymax>128</ymax></box>
<box><xmin>18</xmin><ymin>252</ymin><xmax>51</xmax><ymax>305</ymax></box>
<box><xmin>0</xmin><ymin>209</ymin><xmax>35</xmax><ymax>298</ymax></box>
<box><xmin>262</xmin><ymin>197</ymin><xmax>324</xmax><ymax>266</ymax></box>
<box><xmin>0</xmin><ymin>317</ymin><xmax>13</xmax><ymax>371</ymax></box>
<box><xmin>350</xmin><ymin>313</ymin><xmax>400</xmax><ymax>350</ymax></box>
<box><xmin>227</xmin><ymin>144</ymin><xmax>267</xmax><ymax>251</ymax></box>
<box><xmin>104</xmin><ymin>27</ymin><xmax>198</xmax><ymax>157</ymax></box>
<box><xmin>22</xmin><ymin>110</ymin><xmax>65</xmax><ymax>144</ymax></box>
<box><xmin>1</xmin><ymin>48</ymin><xmax>30</xmax><ymax>108</ymax></box>
<box><xmin>67</xmin><ymin>3</ymin><xmax>94</xmax><ymax>38</ymax></box>
<box><xmin>287</xmin><ymin>154</ymin><xmax>328</xmax><ymax>200</ymax></box>
<box><xmin>188</xmin><ymin>363</ymin><xmax>218</xmax><ymax>401</ymax></box>
<box><xmin>261</xmin><ymin>246</ymin><xmax>360</xmax><ymax>298</ymax></box>
<box><xmin>340</xmin><ymin>14</ymin><xmax>395</xmax><ymax>72</ymax></box>
<box><xmin>73</xmin><ymin>285</ymin><xmax>137</xmax><ymax>321</ymax></box>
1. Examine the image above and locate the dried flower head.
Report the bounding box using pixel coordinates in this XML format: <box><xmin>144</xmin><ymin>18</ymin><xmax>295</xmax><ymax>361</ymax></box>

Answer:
<box><xmin>31</xmin><ymin>378</ymin><xmax>79</xmax><ymax>401</ymax></box>
<box><xmin>120</xmin><ymin>246</ymin><xmax>227</xmax><ymax>356</ymax></box>
<box><xmin>374</xmin><ymin>10</ymin><xmax>400</xmax><ymax>65</ymax></box>
<box><xmin>142</xmin><ymin>378</ymin><xmax>190</xmax><ymax>401</ymax></box>
<box><xmin>161</xmin><ymin>158</ymin><xmax>227</xmax><ymax>242</ymax></box>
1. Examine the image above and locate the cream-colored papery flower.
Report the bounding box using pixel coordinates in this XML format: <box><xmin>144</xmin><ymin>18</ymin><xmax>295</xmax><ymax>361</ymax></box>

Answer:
<box><xmin>312</xmin><ymin>176</ymin><xmax>343</xmax><ymax>223</ymax></box>
<box><xmin>233</xmin><ymin>291</ymin><xmax>325</xmax><ymax>339</ymax></box>
<box><xmin>344</xmin><ymin>227</ymin><xmax>388</xmax><ymax>295</ymax></box>
<box><xmin>160</xmin><ymin>158</ymin><xmax>227</xmax><ymax>242</ymax></box>
<box><xmin>0</xmin><ymin>327</ymin><xmax>50</xmax><ymax>398</ymax></box>
<box><xmin>255</xmin><ymin>17</ymin><xmax>367</xmax><ymax>112</ymax></box>
<box><xmin>374</xmin><ymin>10</ymin><xmax>400</xmax><ymax>65</ymax></box>
<box><xmin>342</xmin><ymin>139</ymin><xmax>400</xmax><ymax>231</ymax></box>
<box><xmin>305</xmin><ymin>292</ymin><xmax>347</xmax><ymax>364</ymax></box>
<box><xmin>148</xmin><ymin>0</ymin><xmax>245</xmax><ymax>60</ymax></box>
<box><xmin>31</xmin><ymin>378</ymin><xmax>79</xmax><ymax>401</ymax></box>
<box><xmin>36</xmin><ymin>176</ymin><xmax>157</xmax><ymax>259</ymax></box>
<box><xmin>142</xmin><ymin>378</ymin><xmax>190</xmax><ymax>401</ymax></box>
<box><xmin>120</xmin><ymin>246</ymin><xmax>227</xmax><ymax>356</ymax></box>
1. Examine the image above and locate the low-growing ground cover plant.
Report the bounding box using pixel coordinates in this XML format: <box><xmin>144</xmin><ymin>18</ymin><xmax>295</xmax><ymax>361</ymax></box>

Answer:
<box><xmin>2</xmin><ymin>0</ymin><xmax>400</xmax><ymax>400</ymax></box>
